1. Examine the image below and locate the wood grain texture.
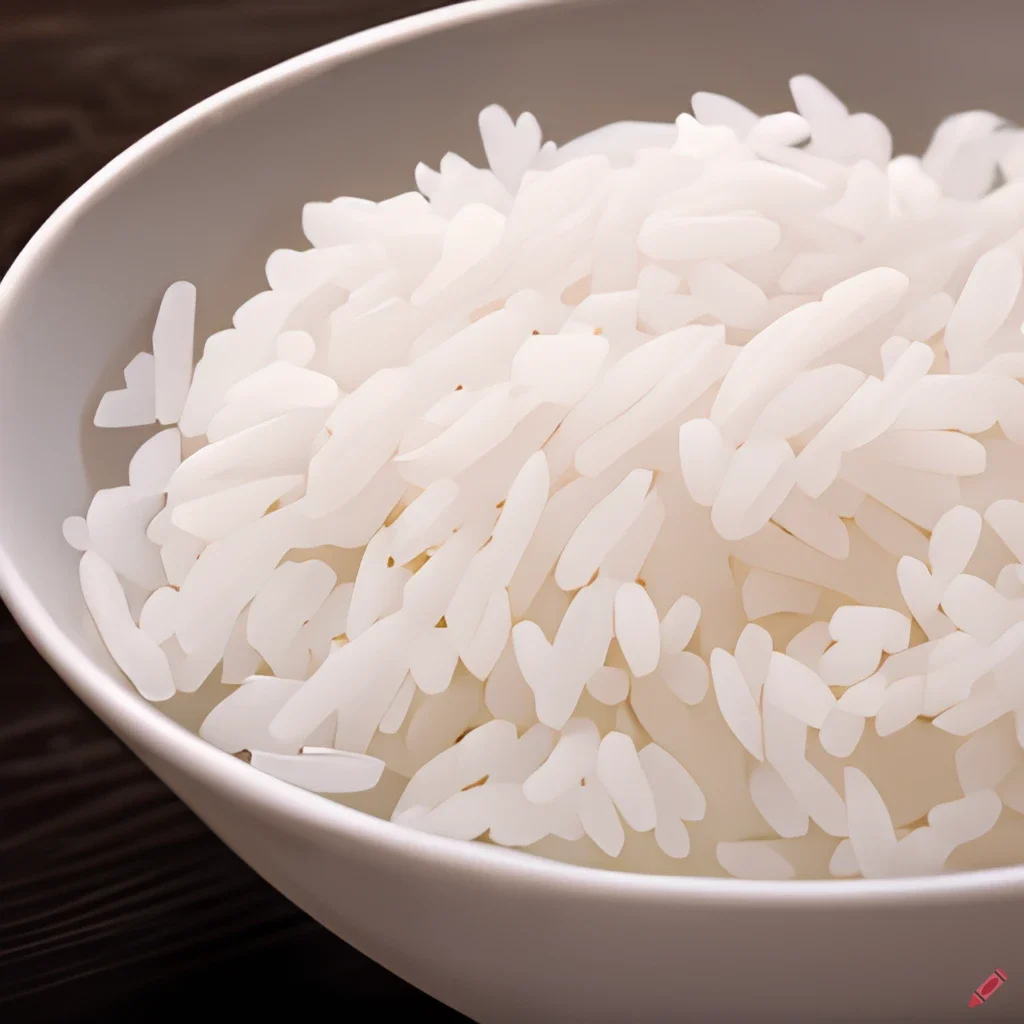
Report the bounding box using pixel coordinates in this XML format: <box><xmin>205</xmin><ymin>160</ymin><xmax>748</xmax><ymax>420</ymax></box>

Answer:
<box><xmin>0</xmin><ymin>2</ymin><xmax>464</xmax><ymax>1019</ymax></box>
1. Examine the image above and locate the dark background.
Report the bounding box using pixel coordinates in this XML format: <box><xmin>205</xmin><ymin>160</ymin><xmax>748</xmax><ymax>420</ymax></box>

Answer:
<box><xmin>0</xmin><ymin>2</ymin><xmax>465</xmax><ymax>1020</ymax></box>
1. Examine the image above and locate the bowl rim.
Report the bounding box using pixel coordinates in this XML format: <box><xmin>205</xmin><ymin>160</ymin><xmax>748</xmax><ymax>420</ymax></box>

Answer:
<box><xmin>1</xmin><ymin>0</ymin><xmax>1021</xmax><ymax>905</ymax></box>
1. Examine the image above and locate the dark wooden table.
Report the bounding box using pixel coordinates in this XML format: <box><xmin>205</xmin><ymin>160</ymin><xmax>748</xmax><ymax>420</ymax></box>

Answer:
<box><xmin>0</xmin><ymin>3</ymin><xmax>465</xmax><ymax>1019</ymax></box>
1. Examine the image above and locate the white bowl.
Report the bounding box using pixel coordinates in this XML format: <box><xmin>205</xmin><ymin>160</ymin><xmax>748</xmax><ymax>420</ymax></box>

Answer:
<box><xmin>2</xmin><ymin>1</ymin><xmax>1023</xmax><ymax>1018</ymax></box>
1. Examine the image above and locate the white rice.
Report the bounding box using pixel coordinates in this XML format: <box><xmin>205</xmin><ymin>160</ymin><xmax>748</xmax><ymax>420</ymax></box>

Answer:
<box><xmin>67</xmin><ymin>76</ymin><xmax>1024</xmax><ymax>879</ymax></box>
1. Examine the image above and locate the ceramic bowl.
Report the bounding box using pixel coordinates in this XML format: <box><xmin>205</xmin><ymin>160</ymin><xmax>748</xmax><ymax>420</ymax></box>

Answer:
<box><xmin>2</xmin><ymin>2</ymin><xmax>1023</xmax><ymax>1019</ymax></box>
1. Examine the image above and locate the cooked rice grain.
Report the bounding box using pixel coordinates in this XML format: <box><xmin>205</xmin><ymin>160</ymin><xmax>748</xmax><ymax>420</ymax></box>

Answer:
<box><xmin>68</xmin><ymin>76</ymin><xmax>1024</xmax><ymax>878</ymax></box>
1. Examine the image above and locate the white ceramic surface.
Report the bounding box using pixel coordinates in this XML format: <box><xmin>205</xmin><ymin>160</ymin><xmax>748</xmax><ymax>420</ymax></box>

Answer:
<box><xmin>2</xmin><ymin>1</ymin><xmax>1024</xmax><ymax>1019</ymax></box>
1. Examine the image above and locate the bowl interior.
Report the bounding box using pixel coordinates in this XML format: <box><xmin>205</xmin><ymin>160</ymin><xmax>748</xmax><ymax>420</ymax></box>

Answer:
<box><xmin>3</xmin><ymin>0</ymin><xmax>1024</xmax><ymax>867</ymax></box>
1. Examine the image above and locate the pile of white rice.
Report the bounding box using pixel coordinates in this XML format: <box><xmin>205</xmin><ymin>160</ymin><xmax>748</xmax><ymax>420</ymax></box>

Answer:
<box><xmin>65</xmin><ymin>76</ymin><xmax>1024</xmax><ymax>880</ymax></box>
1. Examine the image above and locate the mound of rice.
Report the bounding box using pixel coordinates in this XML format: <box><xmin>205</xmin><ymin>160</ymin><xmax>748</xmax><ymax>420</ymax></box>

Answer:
<box><xmin>64</xmin><ymin>75</ymin><xmax>1024</xmax><ymax>880</ymax></box>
